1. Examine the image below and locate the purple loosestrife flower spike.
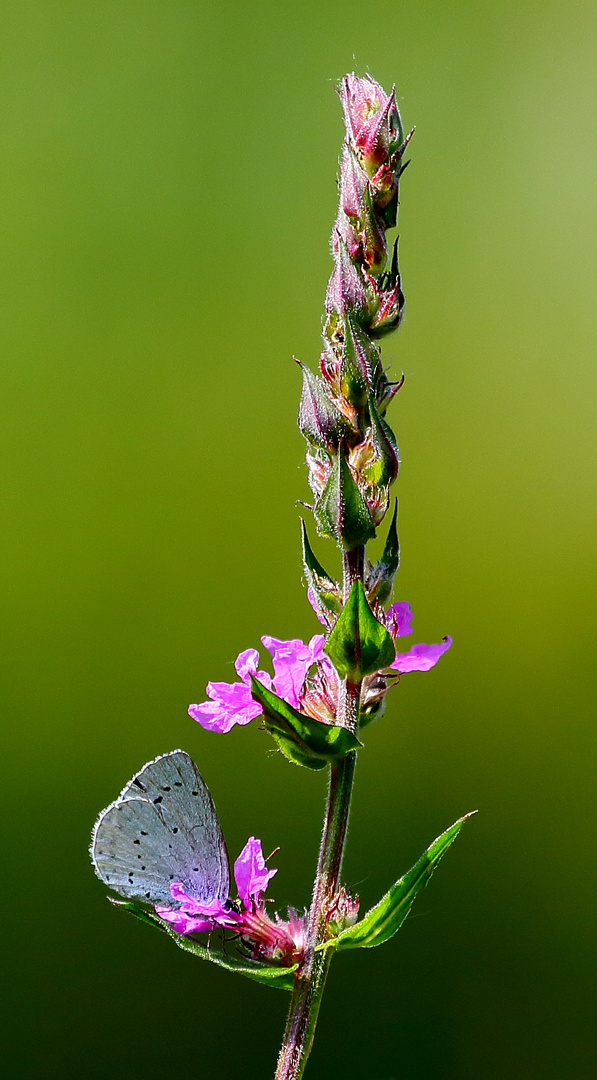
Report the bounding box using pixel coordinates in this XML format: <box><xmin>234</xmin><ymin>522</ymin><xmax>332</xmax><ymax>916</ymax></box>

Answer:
<box><xmin>91</xmin><ymin>73</ymin><xmax>469</xmax><ymax>1080</ymax></box>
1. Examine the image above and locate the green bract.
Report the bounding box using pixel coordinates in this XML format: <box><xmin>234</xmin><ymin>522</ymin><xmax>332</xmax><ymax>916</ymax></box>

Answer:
<box><xmin>321</xmin><ymin>814</ymin><xmax>474</xmax><ymax>952</ymax></box>
<box><xmin>314</xmin><ymin>451</ymin><xmax>376</xmax><ymax>550</ymax></box>
<box><xmin>366</xmin><ymin>396</ymin><xmax>400</xmax><ymax>486</ymax></box>
<box><xmin>324</xmin><ymin>579</ymin><xmax>395</xmax><ymax>681</ymax></box>
<box><xmin>300</xmin><ymin>520</ymin><xmax>342</xmax><ymax>615</ymax></box>
<box><xmin>250</xmin><ymin>675</ymin><xmax>361</xmax><ymax>769</ymax></box>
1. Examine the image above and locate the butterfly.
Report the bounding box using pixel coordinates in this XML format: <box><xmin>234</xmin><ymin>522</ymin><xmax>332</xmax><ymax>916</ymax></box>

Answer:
<box><xmin>90</xmin><ymin>750</ymin><xmax>230</xmax><ymax>909</ymax></box>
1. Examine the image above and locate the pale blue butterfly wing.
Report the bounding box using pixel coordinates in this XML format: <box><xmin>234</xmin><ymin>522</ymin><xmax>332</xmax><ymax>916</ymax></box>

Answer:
<box><xmin>91</xmin><ymin>750</ymin><xmax>230</xmax><ymax>907</ymax></box>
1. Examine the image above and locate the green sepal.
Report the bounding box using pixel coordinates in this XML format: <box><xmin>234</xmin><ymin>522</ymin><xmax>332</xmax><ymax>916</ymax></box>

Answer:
<box><xmin>340</xmin><ymin>351</ymin><xmax>369</xmax><ymax>409</ymax></box>
<box><xmin>300</xmin><ymin>519</ymin><xmax>342</xmax><ymax>616</ymax></box>
<box><xmin>313</xmin><ymin>451</ymin><xmax>376</xmax><ymax>550</ymax></box>
<box><xmin>339</xmin><ymin>315</ymin><xmax>370</xmax><ymax>408</ymax></box>
<box><xmin>343</xmin><ymin>314</ymin><xmax>382</xmax><ymax>391</ymax></box>
<box><xmin>109</xmin><ymin>899</ymin><xmax>298</xmax><ymax>991</ymax></box>
<box><xmin>250</xmin><ymin>675</ymin><xmax>361</xmax><ymax>768</ymax></box>
<box><xmin>365</xmin><ymin>397</ymin><xmax>400</xmax><ymax>487</ymax></box>
<box><xmin>297</xmin><ymin>361</ymin><xmax>350</xmax><ymax>450</ymax></box>
<box><xmin>324</xmin><ymin>579</ymin><xmax>395</xmax><ymax>681</ymax></box>
<box><xmin>366</xmin><ymin>500</ymin><xmax>400</xmax><ymax>604</ymax></box>
<box><xmin>321</xmin><ymin>814</ymin><xmax>475</xmax><ymax>952</ymax></box>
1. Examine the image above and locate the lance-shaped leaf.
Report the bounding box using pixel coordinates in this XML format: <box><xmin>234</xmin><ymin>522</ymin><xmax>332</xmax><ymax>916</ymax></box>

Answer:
<box><xmin>314</xmin><ymin>450</ymin><xmax>376</xmax><ymax>550</ymax></box>
<box><xmin>250</xmin><ymin>675</ymin><xmax>361</xmax><ymax>769</ymax></box>
<box><xmin>322</xmin><ymin>814</ymin><xmax>475</xmax><ymax>952</ymax></box>
<box><xmin>325</xmin><ymin>579</ymin><xmax>395</xmax><ymax>681</ymax></box>
<box><xmin>300</xmin><ymin>519</ymin><xmax>342</xmax><ymax>616</ymax></box>
<box><xmin>297</xmin><ymin>360</ymin><xmax>350</xmax><ymax>450</ymax></box>
<box><xmin>109</xmin><ymin>899</ymin><xmax>298</xmax><ymax>991</ymax></box>
<box><xmin>366</xmin><ymin>500</ymin><xmax>400</xmax><ymax>604</ymax></box>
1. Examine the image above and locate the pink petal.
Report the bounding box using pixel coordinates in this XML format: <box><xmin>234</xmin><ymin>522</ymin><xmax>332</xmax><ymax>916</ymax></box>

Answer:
<box><xmin>189</xmin><ymin>648</ymin><xmax>273</xmax><ymax>733</ymax></box>
<box><xmin>158</xmin><ymin>884</ymin><xmax>240</xmax><ymax>930</ymax></box>
<box><xmin>391</xmin><ymin>637</ymin><xmax>452</xmax><ymax>673</ymax></box>
<box><xmin>188</xmin><ymin>685</ymin><xmax>262</xmax><ymax>733</ymax></box>
<box><xmin>234</xmin><ymin>836</ymin><xmax>277</xmax><ymax>907</ymax></box>
<box><xmin>155</xmin><ymin>906</ymin><xmax>216</xmax><ymax>935</ymax></box>
<box><xmin>262</xmin><ymin>634</ymin><xmax>325</xmax><ymax>709</ymax></box>
<box><xmin>234</xmin><ymin>648</ymin><xmax>261</xmax><ymax>681</ymax></box>
<box><xmin>385</xmin><ymin>602</ymin><xmax>414</xmax><ymax>638</ymax></box>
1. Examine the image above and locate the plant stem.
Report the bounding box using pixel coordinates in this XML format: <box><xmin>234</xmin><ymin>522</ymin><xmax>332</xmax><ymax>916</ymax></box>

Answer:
<box><xmin>273</xmin><ymin>547</ymin><xmax>364</xmax><ymax>1080</ymax></box>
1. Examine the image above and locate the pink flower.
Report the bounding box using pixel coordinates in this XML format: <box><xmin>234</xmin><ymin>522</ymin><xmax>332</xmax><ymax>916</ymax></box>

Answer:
<box><xmin>156</xmin><ymin>838</ymin><xmax>305</xmax><ymax>965</ymax></box>
<box><xmin>384</xmin><ymin>602</ymin><xmax>451</xmax><ymax>673</ymax></box>
<box><xmin>189</xmin><ymin>601</ymin><xmax>450</xmax><ymax>739</ymax></box>
<box><xmin>189</xmin><ymin>636</ymin><xmax>324</xmax><ymax>734</ymax></box>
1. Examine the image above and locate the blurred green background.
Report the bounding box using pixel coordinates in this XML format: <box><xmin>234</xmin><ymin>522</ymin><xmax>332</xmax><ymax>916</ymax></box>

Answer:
<box><xmin>2</xmin><ymin>2</ymin><xmax>596</xmax><ymax>1077</ymax></box>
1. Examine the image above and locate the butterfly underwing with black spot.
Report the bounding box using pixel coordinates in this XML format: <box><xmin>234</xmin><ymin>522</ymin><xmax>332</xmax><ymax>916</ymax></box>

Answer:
<box><xmin>90</xmin><ymin>750</ymin><xmax>230</xmax><ymax>907</ymax></box>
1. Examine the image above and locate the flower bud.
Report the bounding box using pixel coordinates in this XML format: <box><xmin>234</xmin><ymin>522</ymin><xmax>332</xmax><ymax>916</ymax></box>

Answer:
<box><xmin>313</xmin><ymin>449</ymin><xmax>376</xmax><ymax>550</ymax></box>
<box><xmin>325</xmin><ymin>886</ymin><xmax>360</xmax><ymax>938</ymax></box>
<box><xmin>325</xmin><ymin>235</ymin><xmax>368</xmax><ymax>320</ymax></box>
<box><xmin>338</xmin><ymin>75</ymin><xmax>403</xmax><ymax>176</ymax></box>
<box><xmin>297</xmin><ymin>360</ymin><xmax>350</xmax><ymax>450</ymax></box>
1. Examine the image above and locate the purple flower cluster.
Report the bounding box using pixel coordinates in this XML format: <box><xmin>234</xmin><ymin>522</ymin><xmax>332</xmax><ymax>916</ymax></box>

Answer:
<box><xmin>189</xmin><ymin>600</ymin><xmax>451</xmax><ymax>735</ymax></box>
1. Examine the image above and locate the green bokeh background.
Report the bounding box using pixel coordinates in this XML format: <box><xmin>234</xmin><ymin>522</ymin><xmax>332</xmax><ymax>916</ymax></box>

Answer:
<box><xmin>2</xmin><ymin>2</ymin><xmax>596</xmax><ymax>1077</ymax></box>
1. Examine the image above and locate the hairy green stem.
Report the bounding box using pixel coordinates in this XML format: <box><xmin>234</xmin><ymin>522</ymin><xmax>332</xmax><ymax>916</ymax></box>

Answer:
<box><xmin>273</xmin><ymin>548</ymin><xmax>364</xmax><ymax>1080</ymax></box>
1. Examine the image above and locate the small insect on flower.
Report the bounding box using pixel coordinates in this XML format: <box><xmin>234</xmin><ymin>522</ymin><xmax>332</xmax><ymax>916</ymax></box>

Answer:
<box><xmin>90</xmin><ymin>750</ymin><xmax>305</xmax><ymax>966</ymax></box>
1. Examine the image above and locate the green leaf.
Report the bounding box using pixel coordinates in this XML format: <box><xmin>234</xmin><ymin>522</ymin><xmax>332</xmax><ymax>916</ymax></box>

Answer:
<box><xmin>322</xmin><ymin>814</ymin><xmax>475</xmax><ymax>952</ymax></box>
<box><xmin>109</xmin><ymin>899</ymin><xmax>298</xmax><ymax>991</ymax></box>
<box><xmin>300</xmin><ymin>519</ymin><xmax>342</xmax><ymax>616</ymax></box>
<box><xmin>324</xmin><ymin>579</ymin><xmax>395</xmax><ymax>681</ymax></box>
<box><xmin>366</xmin><ymin>500</ymin><xmax>400</xmax><ymax>605</ymax></box>
<box><xmin>314</xmin><ymin>451</ymin><xmax>376</xmax><ymax>550</ymax></box>
<box><xmin>250</xmin><ymin>675</ymin><xmax>361</xmax><ymax>769</ymax></box>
